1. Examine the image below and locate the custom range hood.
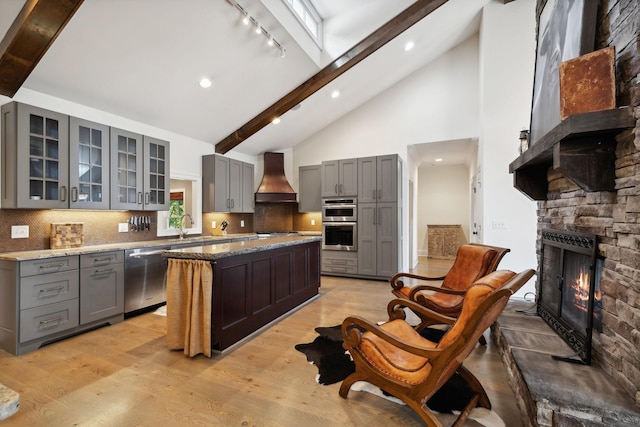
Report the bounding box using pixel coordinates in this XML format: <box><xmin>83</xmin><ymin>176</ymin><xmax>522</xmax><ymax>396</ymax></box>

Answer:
<box><xmin>255</xmin><ymin>152</ymin><xmax>297</xmax><ymax>203</ymax></box>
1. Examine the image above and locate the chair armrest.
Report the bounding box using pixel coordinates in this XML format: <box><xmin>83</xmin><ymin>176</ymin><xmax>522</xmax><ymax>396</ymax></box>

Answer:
<box><xmin>387</xmin><ymin>298</ymin><xmax>456</xmax><ymax>326</ymax></box>
<box><xmin>341</xmin><ymin>316</ymin><xmax>442</xmax><ymax>358</ymax></box>
<box><xmin>407</xmin><ymin>284</ymin><xmax>467</xmax><ymax>300</ymax></box>
<box><xmin>389</xmin><ymin>272</ymin><xmax>446</xmax><ymax>292</ymax></box>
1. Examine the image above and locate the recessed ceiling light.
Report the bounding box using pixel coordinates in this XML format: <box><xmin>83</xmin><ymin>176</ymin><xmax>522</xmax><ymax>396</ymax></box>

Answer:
<box><xmin>404</xmin><ymin>41</ymin><xmax>415</xmax><ymax>51</ymax></box>
<box><xmin>199</xmin><ymin>78</ymin><xmax>212</xmax><ymax>88</ymax></box>
<box><xmin>435</xmin><ymin>158</ymin><xmax>443</xmax><ymax>162</ymax></box>
<box><xmin>272</xmin><ymin>117</ymin><xmax>281</xmax><ymax>124</ymax></box>
<box><xmin>331</xmin><ymin>90</ymin><xmax>340</xmax><ymax>99</ymax></box>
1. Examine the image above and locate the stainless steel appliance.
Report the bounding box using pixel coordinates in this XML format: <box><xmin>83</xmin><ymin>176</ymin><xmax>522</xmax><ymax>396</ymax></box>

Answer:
<box><xmin>124</xmin><ymin>245</ymin><xmax>171</xmax><ymax>315</ymax></box>
<box><xmin>322</xmin><ymin>222</ymin><xmax>357</xmax><ymax>251</ymax></box>
<box><xmin>322</xmin><ymin>198</ymin><xmax>357</xmax><ymax>222</ymax></box>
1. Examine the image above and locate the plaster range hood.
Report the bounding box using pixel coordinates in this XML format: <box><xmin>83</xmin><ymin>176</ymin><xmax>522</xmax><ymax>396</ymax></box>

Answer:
<box><xmin>255</xmin><ymin>152</ymin><xmax>297</xmax><ymax>203</ymax></box>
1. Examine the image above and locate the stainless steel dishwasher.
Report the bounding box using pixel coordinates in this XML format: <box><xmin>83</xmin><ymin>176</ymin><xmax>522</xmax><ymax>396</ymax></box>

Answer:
<box><xmin>124</xmin><ymin>245</ymin><xmax>171</xmax><ymax>316</ymax></box>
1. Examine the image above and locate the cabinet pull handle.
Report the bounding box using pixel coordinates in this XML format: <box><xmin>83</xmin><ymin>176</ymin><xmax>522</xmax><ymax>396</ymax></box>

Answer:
<box><xmin>373</xmin><ymin>209</ymin><xmax>376</xmax><ymax>225</ymax></box>
<box><xmin>378</xmin><ymin>189</ymin><xmax>381</xmax><ymax>200</ymax></box>
<box><xmin>372</xmin><ymin>190</ymin><xmax>376</xmax><ymax>200</ymax></box>
<box><xmin>38</xmin><ymin>263</ymin><xmax>65</xmax><ymax>270</ymax></box>
<box><xmin>40</xmin><ymin>316</ymin><xmax>64</xmax><ymax>326</ymax></box>
<box><xmin>231</xmin><ymin>199</ymin><xmax>234</xmax><ymax>208</ymax></box>
<box><xmin>137</xmin><ymin>192</ymin><xmax>143</xmax><ymax>204</ymax></box>
<box><xmin>60</xmin><ymin>186</ymin><xmax>67</xmax><ymax>202</ymax></box>
<box><xmin>71</xmin><ymin>187</ymin><xmax>78</xmax><ymax>202</ymax></box>
<box><xmin>94</xmin><ymin>268</ymin><xmax>113</xmax><ymax>274</ymax></box>
<box><xmin>93</xmin><ymin>257</ymin><xmax>113</xmax><ymax>264</ymax></box>
<box><xmin>340</xmin><ymin>184</ymin><xmax>343</xmax><ymax>194</ymax></box>
<box><xmin>334</xmin><ymin>184</ymin><xmax>338</xmax><ymax>194</ymax></box>
<box><xmin>145</xmin><ymin>192</ymin><xmax>150</xmax><ymax>205</ymax></box>
<box><xmin>39</xmin><ymin>285</ymin><xmax>64</xmax><ymax>293</ymax></box>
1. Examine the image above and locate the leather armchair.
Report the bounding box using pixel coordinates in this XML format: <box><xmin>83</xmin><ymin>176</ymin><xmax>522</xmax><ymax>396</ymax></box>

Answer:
<box><xmin>340</xmin><ymin>269</ymin><xmax>535</xmax><ymax>427</ymax></box>
<box><xmin>390</xmin><ymin>243</ymin><xmax>510</xmax><ymax>320</ymax></box>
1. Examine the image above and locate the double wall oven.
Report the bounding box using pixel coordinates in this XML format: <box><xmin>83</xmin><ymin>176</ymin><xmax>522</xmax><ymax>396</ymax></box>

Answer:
<box><xmin>322</xmin><ymin>198</ymin><xmax>357</xmax><ymax>251</ymax></box>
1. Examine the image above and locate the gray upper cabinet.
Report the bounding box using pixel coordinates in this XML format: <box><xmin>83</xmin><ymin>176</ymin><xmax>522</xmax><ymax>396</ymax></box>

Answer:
<box><xmin>110</xmin><ymin>128</ymin><xmax>143</xmax><ymax>210</ymax></box>
<box><xmin>203</xmin><ymin>154</ymin><xmax>254</xmax><ymax>213</ymax></box>
<box><xmin>321</xmin><ymin>158</ymin><xmax>357</xmax><ymax>197</ymax></box>
<box><xmin>69</xmin><ymin>117</ymin><xmax>110</xmax><ymax>209</ymax></box>
<box><xmin>1</xmin><ymin>102</ymin><xmax>70</xmax><ymax>209</ymax></box>
<box><xmin>358</xmin><ymin>155</ymin><xmax>398</xmax><ymax>203</ymax></box>
<box><xmin>241</xmin><ymin>161</ymin><xmax>255</xmax><ymax>213</ymax></box>
<box><xmin>229</xmin><ymin>159</ymin><xmax>242</xmax><ymax>212</ymax></box>
<box><xmin>298</xmin><ymin>165</ymin><xmax>321</xmax><ymax>212</ymax></box>
<box><xmin>143</xmin><ymin>136</ymin><xmax>170</xmax><ymax>211</ymax></box>
<box><xmin>110</xmin><ymin>129</ymin><xmax>169</xmax><ymax>211</ymax></box>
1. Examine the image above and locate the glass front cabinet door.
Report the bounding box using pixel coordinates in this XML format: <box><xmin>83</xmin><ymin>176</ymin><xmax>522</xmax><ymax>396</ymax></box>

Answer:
<box><xmin>10</xmin><ymin>103</ymin><xmax>70</xmax><ymax>209</ymax></box>
<box><xmin>142</xmin><ymin>136</ymin><xmax>170</xmax><ymax>211</ymax></box>
<box><xmin>69</xmin><ymin>117</ymin><xmax>110</xmax><ymax>209</ymax></box>
<box><xmin>110</xmin><ymin>129</ymin><xmax>170</xmax><ymax>211</ymax></box>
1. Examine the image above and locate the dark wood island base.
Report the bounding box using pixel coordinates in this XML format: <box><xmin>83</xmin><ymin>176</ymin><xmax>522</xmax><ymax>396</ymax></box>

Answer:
<box><xmin>165</xmin><ymin>236</ymin><xmax>321</xmax><ymax>352</ymax></box>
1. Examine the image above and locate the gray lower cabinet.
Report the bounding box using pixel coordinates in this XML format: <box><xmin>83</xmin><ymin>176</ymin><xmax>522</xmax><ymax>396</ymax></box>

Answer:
<box><xmin>0</xmin><ymin>253</ymin><xmax>124</xmax><ymax>355</ymax></box>
<box><xmin>321</xmin><ymin>250</ymin><xmax>358</xmax><ymax>275</ymax></box>
<box><xmin>80</xmin><ymin>251</ymin><xmax>124</xmax><ymax>325</ymax></box>
<box><xmin>358</xmin><ymin>203</ymin><xmax>400</xmax><ymax>279</ymax></box>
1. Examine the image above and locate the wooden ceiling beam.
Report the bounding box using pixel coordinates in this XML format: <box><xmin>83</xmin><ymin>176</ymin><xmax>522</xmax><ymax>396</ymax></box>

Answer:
<box><xmin>0</xmin><ymin>0</ymin><xmax>84</xmax><ymax>98</ymax></box>
<box><xmin>215</xmin><ymin>0</ymin><xmax>448</xmax><ymax>154</ymax></box>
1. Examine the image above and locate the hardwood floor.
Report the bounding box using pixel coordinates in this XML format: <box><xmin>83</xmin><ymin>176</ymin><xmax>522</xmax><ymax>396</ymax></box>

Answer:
<box><xmin>0</xmin><ymin>258</ymin><xmax>522</xmax><ymax>426</ymax></box>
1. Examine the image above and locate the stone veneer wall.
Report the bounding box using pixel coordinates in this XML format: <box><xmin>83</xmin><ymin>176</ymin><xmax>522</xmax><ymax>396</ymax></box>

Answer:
<box><xmin>535</xmin><ymin>0</ymin><xmax>640</xmax><ymax>406</ymax></box>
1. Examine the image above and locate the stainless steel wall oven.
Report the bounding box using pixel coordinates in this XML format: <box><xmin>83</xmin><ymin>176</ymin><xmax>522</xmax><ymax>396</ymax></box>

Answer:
<box><xmin>322</xmin><ymin>222</ymin><xmax>357</xmax><ymax>251</ymax></box>
<box><xmin>322</xmin><ymin>198</ymin><xmax>357</xmax><ymax>222</ymax></box>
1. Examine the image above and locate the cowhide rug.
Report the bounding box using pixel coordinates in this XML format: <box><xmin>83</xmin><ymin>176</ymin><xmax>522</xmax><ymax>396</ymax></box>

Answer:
<box><xmin>295</xmin><ymin>325</ymin><xmax>505</xmax><ymax>427</ymax></box>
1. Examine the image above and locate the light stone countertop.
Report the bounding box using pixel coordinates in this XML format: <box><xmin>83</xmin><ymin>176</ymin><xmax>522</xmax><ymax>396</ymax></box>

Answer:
<box><xmin>0</xmin><ymin>233</ymin><xmax>259</xmax><ymax>261</ymax></box>
<box><xmin>163</xmin><ymin>235</ymin><xmax>322</xmax><ymax>261</ymax></box>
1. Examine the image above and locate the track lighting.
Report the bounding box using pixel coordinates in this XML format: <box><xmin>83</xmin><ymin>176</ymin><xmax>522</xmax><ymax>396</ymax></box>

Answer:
<box><xmin>227</xmin><ymin>0</ymin><xmax>286</xmax><ymax>58</ymax></box>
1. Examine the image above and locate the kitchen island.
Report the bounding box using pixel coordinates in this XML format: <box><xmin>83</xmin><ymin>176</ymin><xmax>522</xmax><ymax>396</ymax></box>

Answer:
<box><xmin>163</xmin><ymin>236</ymin><xmax>321</xmax><ymax>354</ymax></box>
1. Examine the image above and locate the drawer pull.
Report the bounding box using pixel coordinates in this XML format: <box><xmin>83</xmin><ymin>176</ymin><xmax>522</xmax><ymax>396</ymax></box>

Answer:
<box><xmin>93</xmin><ymin>257</ymin><xmax>113</xmax><ymax>264</ymax></box>
<box><xmin>94</xmin><ymin>268</ymin><xmax>113</xmax><ymax>274</ymax></box>
<box><xmin>38</xmin><ymin>263</ymin><xmax>66</xmax><ymax>270</ymax></box>
<box><xmin>39</xmin><ymin>316</ymin><xmax>64</xmax><ymax>326</ymax></box>
<box><xmin>39</xmin><ymin>286</ymin><xmax>65</xmax><ymax>294</ymax></box>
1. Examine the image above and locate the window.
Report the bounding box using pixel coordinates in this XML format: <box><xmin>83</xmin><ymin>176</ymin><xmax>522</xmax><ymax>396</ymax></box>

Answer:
<box><xmin>168</xmin><ymin>190</ymin><xmax>185</xmax><ymax>229</ymax></box>
<box><xmin>283</xmin><ymin>0</ymin><xmax>321</xmax><ymax>41</ymax></box>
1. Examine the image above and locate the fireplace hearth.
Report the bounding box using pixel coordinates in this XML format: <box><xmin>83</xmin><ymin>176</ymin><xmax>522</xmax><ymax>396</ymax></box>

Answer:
<box><xmin>537</xmin><ymin>229</ymin><xmax>601</xmax><ymax>364</ymax></box>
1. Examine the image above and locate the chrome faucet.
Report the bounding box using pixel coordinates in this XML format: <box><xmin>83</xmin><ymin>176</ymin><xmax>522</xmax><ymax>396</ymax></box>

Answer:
<box><xmin>179</xmin><ymin>213</ymin><xmax>194</xmax><ymax>239</ymax></box>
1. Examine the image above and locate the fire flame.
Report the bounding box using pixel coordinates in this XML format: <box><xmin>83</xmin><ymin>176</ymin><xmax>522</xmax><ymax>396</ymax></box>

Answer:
<box><xmin>571</xmin><ymin>268</ymin><xmax>602</xmax><ymax>314</ymax></box>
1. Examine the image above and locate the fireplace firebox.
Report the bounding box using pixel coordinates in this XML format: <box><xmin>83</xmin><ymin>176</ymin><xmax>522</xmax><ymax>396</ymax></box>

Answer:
<box><xmin>538</xmin><ymin>229</ymin><xmax>602</xmax><ymax>364</ymax></box>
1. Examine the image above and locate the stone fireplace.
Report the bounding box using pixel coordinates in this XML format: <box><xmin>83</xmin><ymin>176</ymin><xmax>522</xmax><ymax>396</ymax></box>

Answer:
<box><xmin>507</xmin><ymin>0</ymin><xmax>640</xmax><ymax>415</ymax></box>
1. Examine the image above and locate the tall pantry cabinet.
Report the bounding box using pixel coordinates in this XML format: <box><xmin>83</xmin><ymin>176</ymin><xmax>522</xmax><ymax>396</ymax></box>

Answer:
<box><xmin>357</xmin><ymin>155</ymin><xmax>402</xmax><ymax>278</ymax></box>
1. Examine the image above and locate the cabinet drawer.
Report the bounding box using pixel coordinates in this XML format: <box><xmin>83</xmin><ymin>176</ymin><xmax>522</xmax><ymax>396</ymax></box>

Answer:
<box><xmin>20</xmin><ymin>256</ymin><xmax>79</xmax><ymax>277</ymax></box>
<box><xmin>322</xmin><ymin>253</ymin><xmax>358</xmax><ymax>274</ymax></box>
<box><xmin>80</xmin><ymin>251</ymin><xmax>124</xmax><ymax>268</ymax></box>
<box><xmin>20</xmin><ymin>270</ymin><xmax>80</xmax><ymax>310</ymax></box>
<box><xmin>20</xmin><ymin>299</ymin><xmax>79</xmax><ymax>343</ymax></box>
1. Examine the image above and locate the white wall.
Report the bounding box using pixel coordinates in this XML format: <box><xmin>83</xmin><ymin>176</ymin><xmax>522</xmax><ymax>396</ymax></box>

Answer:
<box><xmin>294</xmin><ymin>1</ymin><xmax>539</xmax><ymax>292</ymax></box>
<box><xmin>479</xmin><ymin>0</ymin><xmax>538</xmax><ymax>298</ymax></box>
<box><xmin>417</xmin><ymin>165</ymin><xmax>470</xmax><ymax>256</ymax></box>
<box><xmin>294</xmin><ymin>35</ymin><xmax>482</xmax><ymax>271</ymax></box>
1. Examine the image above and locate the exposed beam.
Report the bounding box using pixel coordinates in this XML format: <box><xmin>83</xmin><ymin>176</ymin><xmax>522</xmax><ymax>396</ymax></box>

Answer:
<box><xmin>0</xmin><ymin>0</ymin><xmax>84</xmax><ymax>98</ymax></box>
<box><xmin>215</xmin><ymin>0</ymin><xmax>448</xmax><ymax>154</ymax></box>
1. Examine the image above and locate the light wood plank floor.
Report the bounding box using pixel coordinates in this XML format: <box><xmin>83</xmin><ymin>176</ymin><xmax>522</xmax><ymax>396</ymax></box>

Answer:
<box><xmin>0</xmin><ymin>258</ymin><xmax>522</xmax><ymax>426</ymax></box>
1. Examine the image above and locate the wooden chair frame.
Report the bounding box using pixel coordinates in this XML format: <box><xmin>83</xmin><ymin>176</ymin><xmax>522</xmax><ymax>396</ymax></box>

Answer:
<box><xmin>340</xmin><ymin>269</ymin><xmax>535</xmax><ymax>427</ymax></box>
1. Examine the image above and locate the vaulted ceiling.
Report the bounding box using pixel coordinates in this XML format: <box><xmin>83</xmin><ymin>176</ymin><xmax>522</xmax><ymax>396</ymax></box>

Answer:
<box><xmin>0</xmin><ymin>0</ymin><xmax>492</xmax><ymax>163</ymax></box>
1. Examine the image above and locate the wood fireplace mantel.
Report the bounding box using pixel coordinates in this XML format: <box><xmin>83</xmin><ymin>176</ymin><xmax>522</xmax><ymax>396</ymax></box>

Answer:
<box><xmin>509</xmin><ymin>107</ymin><xmax>635</xmax><ymax>200</ymax></box>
